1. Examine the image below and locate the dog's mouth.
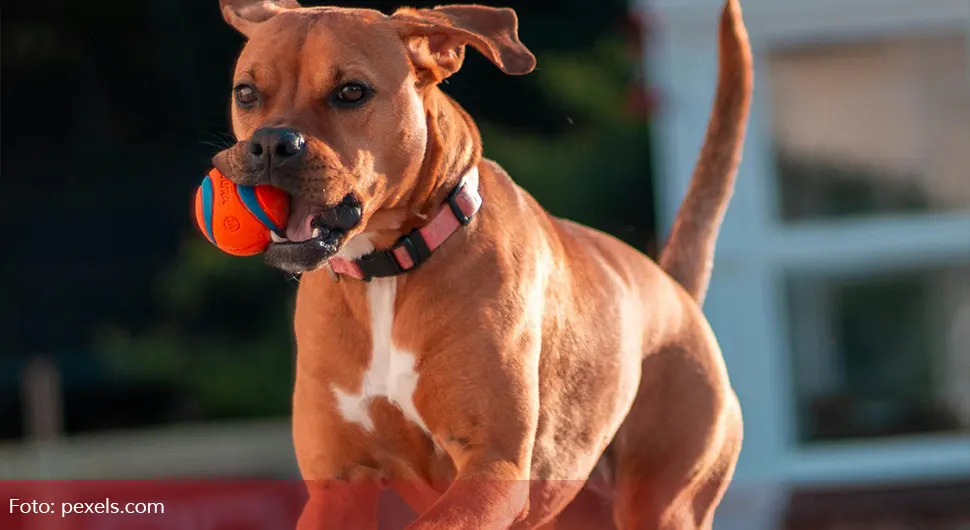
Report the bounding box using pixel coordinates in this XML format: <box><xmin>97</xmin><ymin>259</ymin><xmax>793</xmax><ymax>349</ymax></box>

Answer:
<box><xmin>264</xmin><ymin>193</ymin><xmax>362</xmax><ymax>273</ymax></box>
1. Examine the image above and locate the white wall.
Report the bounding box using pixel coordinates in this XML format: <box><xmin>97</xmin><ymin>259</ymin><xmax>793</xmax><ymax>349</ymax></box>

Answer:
<box><xmin>638</xmin><ymin>0</ymin><xmax>970</xmax><ymax>528</ymax></box>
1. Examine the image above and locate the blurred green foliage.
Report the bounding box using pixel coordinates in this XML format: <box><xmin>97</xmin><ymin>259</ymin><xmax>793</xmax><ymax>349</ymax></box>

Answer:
<box><xmin>481</xmin><ymin>37</ymin><xmax>653</xmax><ymax>246</ymax></box>
<box><xmin>96</xmin><ymin>239</ymin><xmax>297</xmax><ymax>419</ymax></box>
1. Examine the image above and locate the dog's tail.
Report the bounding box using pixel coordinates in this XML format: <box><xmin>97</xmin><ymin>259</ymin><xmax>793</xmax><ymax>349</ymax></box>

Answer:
<box><xmin>658</xmin><ymin>0</ymin><xmax>753</xmax><ymax>305</ymax></box>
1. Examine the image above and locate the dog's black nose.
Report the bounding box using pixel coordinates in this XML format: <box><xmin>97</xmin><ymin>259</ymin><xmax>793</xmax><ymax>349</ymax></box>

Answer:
<box><xmin>248</xmin><ymin>127</ymin><xmax>306</xmax><ymax>169</ymax></box>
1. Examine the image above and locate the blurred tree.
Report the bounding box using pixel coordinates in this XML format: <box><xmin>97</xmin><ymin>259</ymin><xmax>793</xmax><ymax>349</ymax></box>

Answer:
<box><xmin>96</xmin><ymin>239</ymin><xmax>298</xmax><ymax>419</ymax></box>
<box><xmin>479</xmin><ymin>36</ymin><xmax>654</xmax><ymax>249</ymax></box>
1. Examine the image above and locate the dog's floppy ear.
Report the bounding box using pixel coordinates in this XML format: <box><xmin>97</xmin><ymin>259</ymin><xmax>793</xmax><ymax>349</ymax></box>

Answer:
<box><xmin>220</xmin><ymin>0</ymin><xmax>301</xmax><ymax>38</ymax></box>
<box><xmin>391</xmin><ymin>5</ymin><xmax>536</xmax><ymax>85</ymax></box>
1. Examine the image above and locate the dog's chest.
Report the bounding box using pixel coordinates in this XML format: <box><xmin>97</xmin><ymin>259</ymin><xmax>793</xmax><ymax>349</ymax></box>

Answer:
<box><xmin>332</xmin><ymin>278</ymin><xmax>429</xmax><ymax>434</ymax></box>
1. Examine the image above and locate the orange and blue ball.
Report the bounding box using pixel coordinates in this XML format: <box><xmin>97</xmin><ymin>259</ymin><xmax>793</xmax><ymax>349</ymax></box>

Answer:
<box><xmin>193</xmin><ymin>168</ymin><xmax>290</xmax><ymax>256</ymax></box>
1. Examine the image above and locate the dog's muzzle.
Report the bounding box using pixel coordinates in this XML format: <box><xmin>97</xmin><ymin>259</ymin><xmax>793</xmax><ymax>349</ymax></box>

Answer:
<box><xmin>264</xmin><ymin>193</ymin><xmax>362</xmax><ymax>274</ymax></box>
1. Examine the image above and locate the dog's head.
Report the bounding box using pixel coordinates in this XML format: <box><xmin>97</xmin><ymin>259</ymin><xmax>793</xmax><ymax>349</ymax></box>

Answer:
<box><xmin>211</xmin><ymin>0</ymin><xmax>535</xmax><ymax>274</ymax></box>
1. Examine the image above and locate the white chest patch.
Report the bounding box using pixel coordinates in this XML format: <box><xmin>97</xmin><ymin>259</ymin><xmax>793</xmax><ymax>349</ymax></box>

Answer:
<box><xmin>333</xmin><ymin>277</ymin><xmax>429</xmax><ymax>434</ymax></box>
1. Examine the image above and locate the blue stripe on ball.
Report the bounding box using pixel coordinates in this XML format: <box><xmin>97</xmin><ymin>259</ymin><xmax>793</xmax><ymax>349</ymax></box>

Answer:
<box><xmin>237</xmin><ymin>185</ymin><xmax>284</xmax><ymax>235</ymax></box>
<box><xmin>201</xmin><ymin>176</ymin><xmax>216</xmax><ymax>243</ymax></box>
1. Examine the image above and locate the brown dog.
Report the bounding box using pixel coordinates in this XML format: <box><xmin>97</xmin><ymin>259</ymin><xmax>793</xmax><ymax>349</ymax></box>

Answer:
<box><xmin>211</xmin><ymin>0</ymin><xmax>752</xmax><ymax>528</ymax></box>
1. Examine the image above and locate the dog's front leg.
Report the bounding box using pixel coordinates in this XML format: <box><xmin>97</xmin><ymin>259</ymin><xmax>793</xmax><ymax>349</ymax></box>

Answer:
<box><xmin>297</xmin><ymin>476</ymin><xmax>383</xmax><ymax>530</ymax></box>
<box><xmin>407</xmin><ymin>459</ymin><xmax>530</xmax><ymax>530</ymax></box>
<box><xmin>291</xmin><ymin>381</ymin><xmax>386</xmax><ymax>530</ymax></box>
<box><xmin>406</xmin><ymin>339</ymin><xmax>540</xmax><ymax>530</ymax></box>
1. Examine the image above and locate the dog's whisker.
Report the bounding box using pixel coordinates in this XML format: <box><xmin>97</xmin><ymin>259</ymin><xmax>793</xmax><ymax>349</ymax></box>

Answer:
<box><xmin>197</xmin><ymin>140</ymin><xmax>231</xmax><ymax>151</ymax></box>
<box><xmin>198</xmin><ymin>130</ymin><xmax>237</xmax><ymax>149</ymax></box>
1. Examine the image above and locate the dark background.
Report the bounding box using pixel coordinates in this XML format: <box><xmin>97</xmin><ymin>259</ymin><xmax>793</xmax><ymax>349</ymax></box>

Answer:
<box><xmin>1</xmin><ymin>0</ymin><xmax>656</xmax><ymax>439</ymax></box>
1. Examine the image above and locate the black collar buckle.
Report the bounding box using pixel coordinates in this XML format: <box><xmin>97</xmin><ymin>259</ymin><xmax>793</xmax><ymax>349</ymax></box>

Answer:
<box><xmin>394</xmin><ymin>229</ymin><xmax>432</xmax><ymax>271</ymax></box>
<box><xmin>354</xmin><ymin>227</ymin><xmax>432</xmax><ymax>282</ymax></box>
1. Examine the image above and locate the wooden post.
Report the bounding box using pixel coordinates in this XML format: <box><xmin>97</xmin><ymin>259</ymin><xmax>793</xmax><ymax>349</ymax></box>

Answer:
<box><xmin>21</xmin><ymin>356</ymin><xmax>64</xmax><ymax>442</ymax></box>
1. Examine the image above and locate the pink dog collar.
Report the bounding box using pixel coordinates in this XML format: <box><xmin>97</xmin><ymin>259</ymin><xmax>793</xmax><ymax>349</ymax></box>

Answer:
<box><xmin>327</xmin><ymin>169</ymin><xmax>483</xmax><ymax>281</ymax></box>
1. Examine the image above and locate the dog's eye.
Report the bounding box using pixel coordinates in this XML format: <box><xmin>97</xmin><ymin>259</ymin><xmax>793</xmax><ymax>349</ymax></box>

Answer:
<box><xmin>234</xmin><ymin>84</ymin><xmax>259</xmax><ymax>108</ymax></box>
<box><xmin>333</xmin><ymin>83</ymin><xmax>370</xmax><ymax>107</ymax></box>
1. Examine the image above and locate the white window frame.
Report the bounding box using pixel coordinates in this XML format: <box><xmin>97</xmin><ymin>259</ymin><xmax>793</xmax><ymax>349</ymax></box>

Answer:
<box><xmin>641</xmin><ymin>0</ymin><xmax>970</xmax><ymax>488</ymax></box>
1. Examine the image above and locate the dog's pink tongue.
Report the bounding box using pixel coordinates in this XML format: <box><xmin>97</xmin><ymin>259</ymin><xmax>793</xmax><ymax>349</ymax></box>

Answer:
<box><xmin>286</xmin><ymin>199</ymin><xmax>317</xmax><ymax>242</ymax></box>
